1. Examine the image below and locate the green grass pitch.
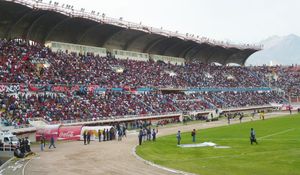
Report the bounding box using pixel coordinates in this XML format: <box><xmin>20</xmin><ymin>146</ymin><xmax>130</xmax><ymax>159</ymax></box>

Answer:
<box><xmin>136</xmin><ymin>114</ymin><xmax>300</xmax><ymax>175</ymax></box>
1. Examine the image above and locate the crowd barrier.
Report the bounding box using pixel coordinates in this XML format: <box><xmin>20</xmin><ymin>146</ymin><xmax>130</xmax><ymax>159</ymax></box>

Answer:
<box><xmin>0</xmin><ymin>83</ymin><xmax>275</xmax><ymax>94</ymax></box>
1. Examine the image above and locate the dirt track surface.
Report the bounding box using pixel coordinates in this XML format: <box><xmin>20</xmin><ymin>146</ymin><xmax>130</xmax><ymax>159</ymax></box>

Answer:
<box><xmin>25</xmin><ymin>112</ymin><xmax>289</xmax><ymax>175</ymax></box>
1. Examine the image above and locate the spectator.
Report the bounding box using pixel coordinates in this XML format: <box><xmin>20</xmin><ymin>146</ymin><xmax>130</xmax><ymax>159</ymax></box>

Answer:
<box><xmin>0</xmin><ymin>38</ymin><xmax>291</xmax><ymax>124</ymax></box>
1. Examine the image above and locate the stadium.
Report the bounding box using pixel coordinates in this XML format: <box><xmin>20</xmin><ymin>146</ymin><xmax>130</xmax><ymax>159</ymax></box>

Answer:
<box><xmin>0</xmin><ymin>0</ymin><xmax>300</xmax><ymax>175</ymax></box>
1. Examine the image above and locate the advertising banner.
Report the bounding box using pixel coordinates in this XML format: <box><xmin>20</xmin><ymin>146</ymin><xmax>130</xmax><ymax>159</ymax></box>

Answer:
<box><xmin>58</xmin><ymin>125</ymin><xmax>83</xmax><ymax>141</ymax></box>
<box><xmin>36</xmin><ymin>124</ymin><xmax>60</xmax><ymax>141</ymax></box>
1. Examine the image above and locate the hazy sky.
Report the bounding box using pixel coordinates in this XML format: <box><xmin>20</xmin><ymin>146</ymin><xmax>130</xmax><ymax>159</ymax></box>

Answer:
<box><xmin>55</xmin><ymin>0</ymin><xmax>300</xmax><ymax>44</ymax></box>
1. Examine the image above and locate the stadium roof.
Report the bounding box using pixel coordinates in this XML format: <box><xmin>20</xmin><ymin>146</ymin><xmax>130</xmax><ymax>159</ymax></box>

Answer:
<box><xmin>0</xmin><ymin>0</ymin><xmax>261</xmax><ymax>65</ymax></box>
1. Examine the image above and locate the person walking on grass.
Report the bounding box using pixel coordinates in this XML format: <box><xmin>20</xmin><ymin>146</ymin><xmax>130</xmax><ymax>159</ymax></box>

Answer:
<box><xmin>191</xmin><ymin>129</ymin><xmax>196</xmax><ymax>142</ymax></box>
<box><xmin>250</xmin><ymin>128</ymin><xmax>258</xmax><ymax>145</ymax></box>
<box><xmin>177</xmin><ymin>130</ymin><xmax>181</xmax><ymax>145</ymax></box>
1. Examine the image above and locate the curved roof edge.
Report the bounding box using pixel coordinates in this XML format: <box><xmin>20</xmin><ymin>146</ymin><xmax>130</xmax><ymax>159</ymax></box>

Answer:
<box><xmin>6</xmin><ymin>0</ymin><xmax>262</xmax><ymax>50</ymax></box>
<box><xmin>0</xmin><ymin>0</ymin><xmax>261</xmax><ymax>65</ymax></box>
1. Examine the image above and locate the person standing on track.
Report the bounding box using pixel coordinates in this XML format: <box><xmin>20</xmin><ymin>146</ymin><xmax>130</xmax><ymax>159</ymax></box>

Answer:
<box><xmin>98</xmin><ymin>129</ymin><xmax>102</xmax><ymax>142</ymax></box>
<box><xmin>83</xmin><ymin>130</ymin><xmax>87</xmax><ymax>145</ymax></box>
<box><xmin>147</xmin><ymin>127</ymin><xmax>151</xmax><ymax>141</ymax></box>
<box><xmin>138</xmin><ymin>129</ymin><xmax>143</xmax><ymax>145</ymax></box>
<box><xmin>40</xmin><ymin>137</ymin><xmax>45</xmax><ymax>151</ymax></box>
<box><xmin>103</xmin><ymin>129</ymin><xmax>106</xmax><ymax>141</ymax></box>
<box><xmin>41</xmin><ymin>134</ymin><xmax>46</xmax><ymax>148</ymax></box>
<box><xmin>152</xmin><ymin>129</ymin><xmax>156</xmax><ymax>141</ymax></box>
<box><xmin>118</xmin><ymin>129</ymin><xmax>122</xmax><ymax>141</ymax></box>
<box><xmin>106</xmin><ymin>129</ymin><xmax>109</xmax><ymax>141</ymax></box>
<box><xmin>122</xmin><ymin>125</ymin><xmax>127</xmax><ymax>138</ymax></box>
<box><xmin>87</xmin><ymin>131</ymin><xmax>91</xmax><ymax>144</ymax></box>
<box><xmin>142</xmin><ymin>128</ymin><xmax>146</xmax><ymax>141</ymax></box>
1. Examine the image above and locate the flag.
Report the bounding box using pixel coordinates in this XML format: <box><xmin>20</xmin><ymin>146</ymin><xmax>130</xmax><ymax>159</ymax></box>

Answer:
<box><xmin>22</xmin><ymin>53</ymin><xmax>30</xmax><ymax>61</ymax></box>
<box><xmin>28</xmin><ymin>83</ymin><xmax>39</xmax><ymax>92</ymax></box>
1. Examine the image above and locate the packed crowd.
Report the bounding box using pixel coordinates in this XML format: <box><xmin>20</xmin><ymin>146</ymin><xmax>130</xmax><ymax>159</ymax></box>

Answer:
<box><xmin>0</xmin><ymin>90</ymin><xmax>283</xmax><ymax>124</ymax></box>
<box><xmin>0</xmin><ymin>39</ymin><xmax>265</xmax><ymax>88</ymax></box>
<box><xmin>211</xmin><ymin>91</ymin><xmax>284</xmax><ymax>108</ymax></box>
<box><xmin>1</xmin><ymin>39</ymin><xmax>299</xmax><ymax>94</ymax></box>
<box><xmin>250</xmin><ymin>65</ymin><xmax>300</xmax><ymax>96</ymax></box>
<box><xmin>0</xmin><ymin>38</ymin><xmax>292</xmax><ymax>123</ymax></box>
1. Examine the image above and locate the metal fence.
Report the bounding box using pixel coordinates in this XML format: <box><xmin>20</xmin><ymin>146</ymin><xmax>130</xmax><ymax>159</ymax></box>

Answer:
<box><xmin>0</xmin><ymin>145</ymin><xmax>15</xmax><ymax>152</ymax></box>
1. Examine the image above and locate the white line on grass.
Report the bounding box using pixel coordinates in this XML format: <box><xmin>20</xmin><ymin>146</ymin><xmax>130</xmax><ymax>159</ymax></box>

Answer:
<box><xmin>258</xmin><ymin>128</ymin><xmax>295</xmax><ymax>140</ymax></box>
<box><xmin>132</xmin><ymin>145</ymin><xmax>196</xmax><ymax>175</ymax></box>
<box><xmin>155</xmin><ymin>148</ymin><xmax>299</xmax><ymax>162</ymax></box>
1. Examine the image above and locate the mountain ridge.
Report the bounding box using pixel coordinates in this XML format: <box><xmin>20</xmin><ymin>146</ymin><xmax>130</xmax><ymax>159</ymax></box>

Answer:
<box><xmin>246</xmin><ymin>34</ymin><xmax>300</xmax><ymax>66</ymax></box>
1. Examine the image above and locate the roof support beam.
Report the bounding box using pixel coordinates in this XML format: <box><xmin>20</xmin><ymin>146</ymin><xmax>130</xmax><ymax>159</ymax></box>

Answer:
<box><xmin>161</xmin><ymin>39</ymin><xmax>183</xmax><ymax>55</ymax></box>
<box><xmin>43</xmin><ymin>16</ymin><xmax>70</xmax><ymax>42</ymax></box>
<box><xmin>123</xmin><ymin>32</ymin><xmax>147</xmax><ymax>50</ymax></box>
<box><xmin>77</xmin><ymin>23</ymin><xmax>101</xmax><ymax>43</ymax></box>
<box><xmin>143</xmin><ymin>37</ymin><xmax>166</xmax><ymax>53</ymax></box>
<box><xmin>190</xmin><ymin>45</ymin><xmax>214</xmax><ymax>61</ymax></box>
<box><xmin>5</xmin><ymin>10</ymin><xmax>33</xmax><ymax>39</ymax></box>
<box><xmin>205</xmin><ymin>47</ymin><xmax>224</xmax><ymax>64</ymax></box>
<box><xmin>179</xmin><ymin>43</ymin><xmax>198</xmax><ymax>58</ymax></box>
<box><xmin>26</xmin><ymin>13</ymin><xmax>49</xmax><ymax>41</ymax></box>
<box><xmin>102</xmin><ymin>28</ymin><xmax>127</xmax><ymax>47</ymax></box>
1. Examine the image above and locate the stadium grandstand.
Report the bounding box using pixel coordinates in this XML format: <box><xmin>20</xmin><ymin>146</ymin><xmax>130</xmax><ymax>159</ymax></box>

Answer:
<box><xmin>1</xmin><ymin>1</ymin><xmax>300</xmax><ymax>175</ymax></box>
<box><xmin>1</xmin><ymin>0</ymin><xmax>299</xmax><ymax>128</ymax></box>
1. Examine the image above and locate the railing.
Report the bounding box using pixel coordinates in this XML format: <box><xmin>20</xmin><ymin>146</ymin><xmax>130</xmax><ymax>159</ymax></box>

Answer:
<box><xmin>0</xmin><ymin>145</ymin><xmax>15</xmax><ymax>152</ymax></box>
<box><xmin>30</xmin><ymin>105</ymin><xmax>276</xmax><ymax>126</ymax></box>
<box><xmin>29</xmin><ymin>117</ymin><xmax>50</xmax><ymax>124</ymax></box>
<box><xmin>7</xmin><ymin>0</ymin><xmax>262</xmax><ymax>50</ymax></box>
<box><xmin>0</xmin><ymin>123</ymin><xmax>34</xmax><ymax>130</ymax></box>
<box><xmin>47</xmin><ymin>112</ymin><xmax>183</xmax><ymax>125</ymax></box>
<box><xmin>1</xmin><ymin>82</ymin><xmax>274</xmax><ymax>94</ymax></box>
<box><xmin>221</xmin><ymin>105</ymin><xmax>273</xmax><ymax>111</ymax></box>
